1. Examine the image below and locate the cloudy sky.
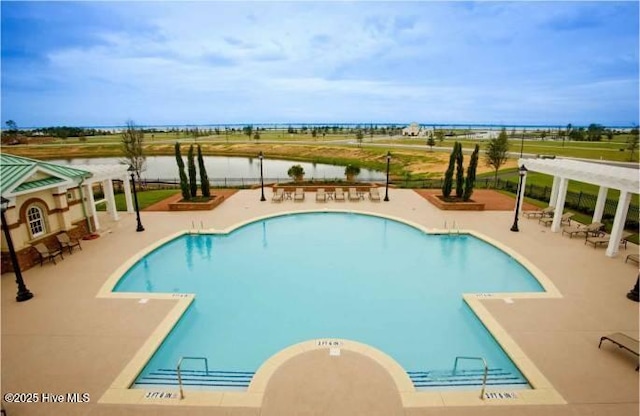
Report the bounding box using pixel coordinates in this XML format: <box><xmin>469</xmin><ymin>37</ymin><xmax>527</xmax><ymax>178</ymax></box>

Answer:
<box><xmin>1</xmin><ymin>1</ymin><xmax>638</xmax><ymax>127</ymax></box>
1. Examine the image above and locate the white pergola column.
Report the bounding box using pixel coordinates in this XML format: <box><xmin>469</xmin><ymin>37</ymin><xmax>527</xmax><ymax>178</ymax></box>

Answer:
<box><xmin>85</xmin><ymin>183</ymin><xmax>100</xmax><ymax>231</ymax></box>
<box><xmin>592</xmin><ymin>186</ymin><xmax>608</xmax><ymax>223</ymax></box>
<box><xmin>549</xmin><ymin>175</ymin><xmax>560</xmax><ymax>206</ymax></box>
<box><xmin>606</xmin><ymin>191</ymin><xmax>631</xmax><ymax>258</ymax></box>
<box><xmin>103</xmin><ymin>179</ymin><xmax>119</xmax><ymax>221</ymax></box>
<box><xmin>517</xmin><ymin>170</ymin><xmax>528</xmax><ymax>216</ymax></box>
<box><xmin>551</xmin><ymin>177</ymin><xmax>568</xmax><ymax>233</ymax></box>
<box><xmin>123</xmin><ymin>174</ymin><xmax>134</xmax><ymax>213</ymax></box>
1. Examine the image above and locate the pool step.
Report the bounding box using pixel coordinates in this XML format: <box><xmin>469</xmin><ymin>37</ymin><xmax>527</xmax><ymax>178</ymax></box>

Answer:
<box><xmin>408</xmin><ymin>368</ymin><xmax>528</xmax><ymax>388</ymax></box>
<box><xmin>137</xmin><ymin>369</ymin><xmax>255</xmax><ymax>388</ymax></box>
<box><xmin>136</xmin><ymin>368</ymin><xmax>527</xmax><ymax>389</ymax></box>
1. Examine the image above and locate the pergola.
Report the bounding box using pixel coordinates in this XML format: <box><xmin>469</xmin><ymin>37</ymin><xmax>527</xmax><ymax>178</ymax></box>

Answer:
<box><xmin>73</xmin><ymin>164</ymin><xmax>135</xmax><ymax>231</ymax></box>
<box><xmin>517</xmin><ymin>158</ymin><xmax>639</xmax><ymax>257</ymax></box>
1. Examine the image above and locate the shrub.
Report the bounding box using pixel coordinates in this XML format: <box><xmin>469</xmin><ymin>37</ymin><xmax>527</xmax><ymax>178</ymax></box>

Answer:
<box><xmin>287</xmin><ymin>164</ymin><xmax>305</xmax><ymax>182</ymax></box>
<box><xmin>463</xmin><ymin>145</ymin><xmax>480</xmax><ymax>201</ymax></box>
<box><xmin>174</xmin><ymin>142</ymin><xmax>190</xmax><ymax>201</ymax></box>
<box><xmin>455</xmin><ymin>142</ymin><xmax>464</xmax><ymax>198</ymax></box>
<box><xmin>344</xmin><ymin>164</ymin><xmax>361</xmax><ymax>181</ymax></box>
<box><xmin>187</xmin><ymin>145</ymin><xmax>197</xmax><ymax>198</ymax></box>
<box><xmin>442</xmin><ymin>143</ymin><xmax>456</xmax><ymax>197</ymax></box>
<box><xmin>197</xmin><ymin>145</ymin><xmax>210</xmax><ymax>198</ymax></box>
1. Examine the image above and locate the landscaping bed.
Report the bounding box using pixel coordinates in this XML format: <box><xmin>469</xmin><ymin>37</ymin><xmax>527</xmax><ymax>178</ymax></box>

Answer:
<box><xmin>415</xmin><ymin>189</ymin><xmax>538</xmax><ymax>211</ymax></box>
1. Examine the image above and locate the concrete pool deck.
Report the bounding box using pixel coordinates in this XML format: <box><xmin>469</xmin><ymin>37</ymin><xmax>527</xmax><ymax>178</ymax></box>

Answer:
<box><xmin>2</xmin><ymin>189</ymin><xmax>638</xmax><ymax>415</ymax></box>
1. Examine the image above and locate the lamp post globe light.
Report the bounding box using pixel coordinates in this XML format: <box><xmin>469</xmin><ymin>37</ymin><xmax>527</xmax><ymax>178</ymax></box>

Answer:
<box><xmin>384</xmin><ymin>151</ymin><xmax>391</xmax><ymax>202</ymax></box>
<box><xmin>128</xmin><ymin>166</ymin><xmax>145</xmax><ymax>232</ymax></box>
<box><xmin>1</xmin><ymin>196</ymin><xmax>34</xmax><ymax>302</ymax></box>
<box><xmin>259</xmin><ymin>151</ymin><xmax>266</xmax><ymax>202</ymax></box>
<box><xmin>510</xmin><ymin>165</ymin><xmax>528</xmax><ymax>232</ymax></box>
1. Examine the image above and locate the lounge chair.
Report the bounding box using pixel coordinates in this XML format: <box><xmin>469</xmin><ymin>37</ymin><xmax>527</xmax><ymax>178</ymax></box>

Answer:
<box><xmin>272</xmin><ymin>188</ymin><xmax>284</xmax><ymax>202</ymax></box>
<box><xmin>369</xmin><ymin>187</ymin><xmax>381</xmax><ymax>202</ymax></box>
<box><xmin>626</xmin><ymin>254</ymin><xmax>639</xmax><ymax>264</ymax></box>
<box><xmin>334</xmin><ymin>188</ymin><xmax>345</xmax><ymax>201</ymax></box>
<box><xmin>316</xmin><ymin>188</ymin><xmax>326</xmax><ymax>202</ymax></box>
<box><xmin>585</xmin><ymin>232</ymin><xmax>632</xmax><ymax>249</ymax></box>
<box><xmin>34</xmin><ymin>243</ymin><xmax>64</xmax><ymax>266</ymax></box>
<box><xmin>621</xmin><ymin>233</ymin><xmax>634</xmax><ymax>249</ymax></box>
<box><xmin>294</xmin><ymin>188</ymin><xmax>305</xmax><ymax>202</ymax></box>
<box><xmin>348</xmin><ymin>187</ymin><xmax>359</xmax><ymax>201</ymax></box>
<box><xmin>539</xmin><ymin>212</ymin><xmax>574</xmax><ymax>227</ymax></box>
<box><xmin>598</xmin><ymin>333</ymin><xmax>639</xmax><ymax>370</ymax></box>
<box><xmin>561</xmin><ymin>222</ymin><xmax>604</xmax><ymax>239</ymax></box>
<box><xmin>56</xmin><ymin>232</ymin><xmax>82</xmax><ymax>254</ymax></box>
<box><xmin>523</xmin><ymin>206</ymin><xmax>554</xmax><ymax>219</ymax></box>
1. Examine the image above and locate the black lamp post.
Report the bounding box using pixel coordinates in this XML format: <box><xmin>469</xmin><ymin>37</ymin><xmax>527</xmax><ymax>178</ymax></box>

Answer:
<box><xmin>128</xmin><ymin>166</ymin><xmax>145</xmax><ymax>232</ymax></box>
<box><xmin>259</xmin><ymin>151</ymin><xmax>266</xmax><ymax>201</ymax></box>
<box><xmin>1</xmin><ymin>197</ymin><xmax>34</xmax><ymax>302</ymax></box>
<box><xmin>627</xmin><ymin>275</ymin><xmax>639</xmax><ymax>302</ymax></box>
<box><xmin>510</xmin><ymin>165</ymin><xmax>528</xmax><ymax>232</ymax></box>
<box><xmin>520</xmin><ymin>132</ymin><xmax>525</xmax><ymax>158</ymax></box>
<box><xmin>384</xmin><ymin>151</ymin><xmax>391</xmax><ymax>202</ymax></box>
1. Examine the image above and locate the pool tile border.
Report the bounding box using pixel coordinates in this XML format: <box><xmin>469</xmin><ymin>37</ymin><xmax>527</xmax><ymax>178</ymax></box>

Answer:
<box><xmin>97</xmin><ymin>209</ymin><xmax>566</xmax><ymax>408</ymax></box>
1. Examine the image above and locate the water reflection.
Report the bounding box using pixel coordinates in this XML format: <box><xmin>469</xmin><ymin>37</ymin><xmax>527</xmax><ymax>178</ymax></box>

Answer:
<box><xmin>186</xmin><ymin>236</ymin><xmax>194</xmax><ymax>271</ymax></box>
<box><xmin>205</xmin><ymin>236</ymin><xmax>212</xmax><ymax>260</ymax></box>
<box><xmin>262</xmin><ymin>221</ymin><xmax>268</xmax><ymax>248</ymax></box>
<box><xmin>51</xmin><ymin>156</ymin><xmax>385</xmax><ymax>182</ymax></box>
<box><xmin>143</xmin><ymin>259</ymin><xmax>154</xmax><ymax>292</ymax></box>
<box><xmin>195</xmin><ymin>235</ymin><xmax>204</xmax><ymax>258</ymax></box>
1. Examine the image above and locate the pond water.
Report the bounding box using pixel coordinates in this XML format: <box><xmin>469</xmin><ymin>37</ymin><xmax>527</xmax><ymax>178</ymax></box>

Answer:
<box><xmin>51</xmin><ymin>156</ymin><xmax>385</xmax><ymax>184</ymax></box>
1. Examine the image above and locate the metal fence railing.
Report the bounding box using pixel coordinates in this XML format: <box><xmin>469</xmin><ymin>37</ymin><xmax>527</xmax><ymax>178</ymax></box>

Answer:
<box><xmin>98</xmin><ymin>176</ymin><xmax>639</xmax><ymax>229</ymax></box>
<box><xmin>398</xmin><ymin>177</ymin><xmax>639</xmax><ymax>229</ymax></box>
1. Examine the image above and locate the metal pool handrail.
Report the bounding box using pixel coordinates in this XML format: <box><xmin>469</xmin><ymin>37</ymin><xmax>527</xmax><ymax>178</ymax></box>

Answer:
<box><xmin>177</xmin><ymin>356</ymin><xmax>209</xmax><ymax>399</ymax></box>
<box><xmin>453</xmin><ymin>355</ymin><xmax>488</xmax><ymax>400</ymax></box>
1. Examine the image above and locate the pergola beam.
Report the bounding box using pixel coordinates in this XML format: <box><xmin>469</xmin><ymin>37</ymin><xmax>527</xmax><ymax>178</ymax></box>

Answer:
<box><xmin>519</xmin><ymin>158</ymin><xmax>639</xmax><ymax>258</ymax></box>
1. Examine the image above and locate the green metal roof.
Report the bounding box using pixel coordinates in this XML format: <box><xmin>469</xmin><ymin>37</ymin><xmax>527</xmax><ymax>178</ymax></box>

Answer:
<box><xmin>14</xmin><ymin>177</ymin><xmax>66</xmax><ymax>193</ymax></box>
<box><xmin>0</xmin><ymin>153</ymin><xmax>91</xmax><ymax>195</ymax></box>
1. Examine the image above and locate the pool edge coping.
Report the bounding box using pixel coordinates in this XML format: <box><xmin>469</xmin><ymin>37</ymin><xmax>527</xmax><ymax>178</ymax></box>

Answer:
<box><xmin>97</xmin><ymin>209</ymin><xmax>566</xmax><ymax>408</ymax></box>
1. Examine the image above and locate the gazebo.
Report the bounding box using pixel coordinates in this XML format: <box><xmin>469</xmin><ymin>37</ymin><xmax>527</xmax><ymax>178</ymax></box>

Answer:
<box><xmin>70</xmin><ymin>164</ymin><xmax>135</xmax><ymax>231</ymax></box>
<box><xmin>517</xmin><ymin>158</ymin><xmax>639</xmax><ymax>257</ymax></box>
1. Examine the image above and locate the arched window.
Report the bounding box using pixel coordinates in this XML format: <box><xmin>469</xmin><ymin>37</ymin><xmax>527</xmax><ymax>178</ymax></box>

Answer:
<box><xmin>27</xmin><ymin>205</ymin><xmax>46</xmax><ymax>238</ymax></box>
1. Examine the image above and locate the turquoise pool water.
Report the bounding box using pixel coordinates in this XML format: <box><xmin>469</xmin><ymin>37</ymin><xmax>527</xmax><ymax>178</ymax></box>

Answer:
<box><xmin>114</xmin><ymin>213</ymin><xmax>544</xmax><ymax>390</ymax></box>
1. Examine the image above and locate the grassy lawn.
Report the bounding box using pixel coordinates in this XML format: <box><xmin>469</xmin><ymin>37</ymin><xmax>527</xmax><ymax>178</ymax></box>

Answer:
<box><xmin>96</xmin><ymin>189</ymin><xmax>180</xmax><ymax>211</ymax></box>
<box><xmin>14</xmin><ymin>128</ymin><xmax>639</xmax><ymax>164</ymax></box>
<box><xmin>384</xmin><ymin>137</ymin><xmax>638</xmax><ymax>162</ymax></box>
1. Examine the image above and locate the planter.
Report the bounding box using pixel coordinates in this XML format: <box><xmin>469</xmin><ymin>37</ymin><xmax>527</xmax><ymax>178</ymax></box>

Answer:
<box><xmin>168</xmin><ymin>195</ymin><xmax>225</xmax><ymax>211</ymax></box>
<box><xmin>424</xmin><ymin>193</ymin><xmax>485</xmax><ymax>211</ymax></box>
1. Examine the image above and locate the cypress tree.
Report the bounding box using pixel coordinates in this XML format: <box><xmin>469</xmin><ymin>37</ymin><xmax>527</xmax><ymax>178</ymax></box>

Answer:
<box><xmin>442</xmin><ymin>143</ymin><xmax>456</xmax><ymax>198</ymax></box>
<box><xmin>175</xmin><ymin>142</ymin><xmax>190</xmax><ymax>201</ymax></box>
<box><xmin>187</xmin><ymin>145</ymin><xmax>197</xmax><ymax>198</ymax></box>
<box><xmin>463</xmin><ymin>144</ymin><xmax>480</xmax><ymax>201</ymax></box>
<box><xmin>197</xmin><ymin>145</ymin><xmax>210</xmax><ymax>198</ymax></box>
<box><xmin>455</xmin><ymin>142</ymin><xmax>465</xmax><ymax>198</ymax></box>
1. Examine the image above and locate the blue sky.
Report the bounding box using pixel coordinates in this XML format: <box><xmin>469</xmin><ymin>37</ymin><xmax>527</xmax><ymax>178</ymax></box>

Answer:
<box><xmin>1</xmin><ymin>1</ymin><xmax>638</xmax><ymax>127</ymax></box>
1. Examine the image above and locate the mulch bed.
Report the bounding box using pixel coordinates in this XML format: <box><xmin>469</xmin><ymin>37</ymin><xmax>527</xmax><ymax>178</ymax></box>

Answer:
<box><xmin>143</xmin><ymin>189</ymin><xmax>238</xmax><ymax>212</ymax></box>
<box><xmin>414</xmin><ymin>189</ymin><xmax>537</xmax><ymax>211</ymax></box>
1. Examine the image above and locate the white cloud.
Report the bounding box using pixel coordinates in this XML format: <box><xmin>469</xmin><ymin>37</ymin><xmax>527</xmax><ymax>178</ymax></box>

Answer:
<box><xmin>2</xmin><ymin>1</ymin><xmax>637</xmax><ymax>126</ymax></box>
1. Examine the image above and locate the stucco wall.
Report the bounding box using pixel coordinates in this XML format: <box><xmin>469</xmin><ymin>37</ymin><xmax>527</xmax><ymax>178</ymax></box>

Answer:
<box><xmin>1</xmin><ymin>186</ymin><xmax>93</xmax><ymax>273</ymax></box>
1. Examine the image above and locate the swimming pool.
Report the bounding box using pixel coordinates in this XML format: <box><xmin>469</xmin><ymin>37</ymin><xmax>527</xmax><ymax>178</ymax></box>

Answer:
<box><xmin>114</xmin><ymin>213</ymin><xmax>544</xmax><ymax>391</ymax></box>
